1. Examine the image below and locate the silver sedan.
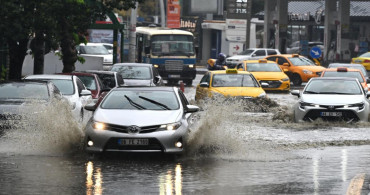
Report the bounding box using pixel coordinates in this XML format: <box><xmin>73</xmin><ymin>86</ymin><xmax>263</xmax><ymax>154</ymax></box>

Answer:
<box><xmin>84</xmin><ymin>86</ymin><xmax>199</xmax><ymax>154</ymax></box>
<box><xmin>291</xmin><ymin>77</ymin><xmax>370</xmax><ymax>122</ymax></box>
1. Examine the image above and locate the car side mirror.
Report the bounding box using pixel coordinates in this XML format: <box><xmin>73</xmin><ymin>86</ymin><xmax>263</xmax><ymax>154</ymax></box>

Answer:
<box><xmin>84</xmin><ymin>103</ymin><xmax>96</xmax><ymax>111</ymax></box>
<box><xmin>260</xmin><ymin>82</ymin><xmax>269</xmax><ymax>87</ymax></box>
<box><xmin>199</xmin><ymin>82</ymin><xmax>209</xmax><ymax>87</ymax></box>
<box><xmin>252</xmin><ymin>54</ymin><xmax>256</xmax><ymax>57</ymax></box>
<box><xmin>80</xmin><ymin>89</ymin><xmax>92</xmax><ymax>96</ymax></box>
<box><xmin>154</xmin><ymin>76</ymin><xmax>160</xmax><ymax>83</ymax></box>
<box><xmin>283</xmin><ymin>63</ymin><xmax>290</xmax><ymax>66</ymax></box>
<box><xmin>291</xmin><ymin>90</ymin><xmax>300</xmax><ymax>97</ymax></box>
<box><xmin>186</xmin><ymin>105</ymin><xmax>199</xmax><ymax>113</ymax></box>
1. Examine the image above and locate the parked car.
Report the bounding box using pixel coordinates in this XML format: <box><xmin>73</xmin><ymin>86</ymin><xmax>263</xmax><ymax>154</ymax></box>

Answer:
<box><xmin>83</xmin><ymin>86</ymin><xmax>199</xmax><ymax>154</ymax></box>
<box><xmin>101</xmin><ymin>43</ymin><xmax>113</xmax><ymax>54</ymax></box>
<box><xmin>327</xmin><ymin>63</ymin><xmax>369</xmax><ymax>83</ymax></box>
<box><xmin>291</xmin><ymin>77</ymin><xmax>370</xmax><ymax>122</ymax></box>
<box><xmin>195</xmin><ymin>69</ymin><xmax>266</xmax><ymax>101</ymax></box>
<box><xmin>351</xmin><ymin>52</ymin><xmax>370</xmax><ymax>70</ymax></box>
<box><xmin>111</xmin><ymin>63</ymin><xmax>163</xmax><ymax>86</ymax></box>
<box><xmin>238</xmin><ymin>59</ymin><xmax>290</xmax><ymax>92</ymax></box>
<box><xmin>76</xmin><ymin>43</ymin><xmax>113</xmax><ymax>70</ymax></box>
<box><xmin>265</xmin><ymin>54</ymin><xmax>326</xmax><ymax>86</ymax></box>
<box><xmin>59</xmin><ymin>72</ymin><xmax>105</xmax><ymax>100</ymax></box>
<box><xmin>23</xmin><ymin>74</ymin><xmax>93</xmax><ymax>123</ymax></box>
<box><xmin>0</xmin><ymin>80</ymin><xmax>66</xmax><ymax>130</ymax></box>
<box><xmin>83</xmin><ymin>70</ymin><xmax>124</xmax><ymax>89</ymax></box>
<box><xmin>321</xmin><ymin>67</ymin><xmax>368</xmax><ymax>91</ymax></box>
<box><xmin>226</xmin><ymin>48</ymin><xmax>281</xmax><ymax>67</ymax></box>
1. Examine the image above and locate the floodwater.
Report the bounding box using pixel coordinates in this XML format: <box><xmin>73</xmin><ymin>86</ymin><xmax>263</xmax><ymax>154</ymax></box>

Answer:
<box><xmin>1</xmin><ymin>84</ymin><xmax>370</xmax><ymax>195</ymax></box>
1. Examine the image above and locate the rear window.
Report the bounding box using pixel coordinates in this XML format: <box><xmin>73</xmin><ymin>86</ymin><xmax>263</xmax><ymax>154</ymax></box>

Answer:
<box><xmin>77</xmin><ymin>76</ymin><xmax>97</xmax><ymax>90</ymax></box>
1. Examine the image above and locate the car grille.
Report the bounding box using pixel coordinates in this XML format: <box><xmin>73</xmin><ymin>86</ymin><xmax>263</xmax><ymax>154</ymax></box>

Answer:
<box><xmin>104</xmin><ymin>138</ymin><xmax>164</xmax><ymax>151</ymax></box>
<box><xmin>303</xmin><ymin>109</ymin><xmax>359</xmax><ymax>122</ymax></box>
<box><xmin>316</xmin><ymin>72</ymin><xmax>322</xmax><ymax>76</ymax></box>
<box><xmin>165</xmin><ymin>60</ymin><xmax>183</xmax><ymax>72</ymax></box>
<box><xmin>106</xmin><ymin>123</ymin><xmax>161</xmax><ymax>134</ymax></box>
<box><xmin>260</xmin><ymin>80</ymin><xmax>282</xmax><ymax>88</ymax></box>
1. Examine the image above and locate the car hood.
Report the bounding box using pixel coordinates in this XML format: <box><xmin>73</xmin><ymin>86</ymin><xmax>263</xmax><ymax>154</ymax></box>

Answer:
<box><xmin>227</xmin><ymin>55</ymin><xmax>251</xmax><ymax>60</ymax></box>
<box><xmin>211</xmin><ymin>87</ymin><xmax>265</xmax><ymax>97</ymax></box>
<box><xmin>94</xmin><ymin>109</ymin><xmax>182</xmax><ymax>126</ymax></box>
<box><xmin>250</xmin><ymin>72</ymin><xmax>288</xmax><ymax>80</ymax></box>
<box><xmin>301</xmin><ymin>94</ymin><xmax>365</xmax><ymax>105</ymax></box>
<box><xmin>296</xmin><ymin>66</ymin><xmax>326</xmax><ymax>72</ymax></box>
<box><xmin>123</xmin><ymin>79</ymin><xmax>153</xmax><ymax>86</ymax></box>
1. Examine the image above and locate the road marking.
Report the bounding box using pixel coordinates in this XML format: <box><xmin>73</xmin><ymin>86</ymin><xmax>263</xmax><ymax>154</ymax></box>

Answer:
<box><xmin>346</xmin><ymin>173</ymin><xmax>365</xmax><ymax>195</ymax></box>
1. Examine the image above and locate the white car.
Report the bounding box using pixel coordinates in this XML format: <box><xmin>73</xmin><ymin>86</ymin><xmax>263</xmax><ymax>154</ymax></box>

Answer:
<box><xmin>226</xmin><ymin>48</ymin><xmax>280</xmax><ymax>67</ymax></box>
<box><xmin>291</xmin><ymin>77</ymin><xmax>370</xmax><ymax>123</ymax></box>
<box><xmin>76</xmin><ymin>43</ymin><xmax>113</xmax><ymax>70</ymax></box>
<box><xmin>24</xmin><ymin>74</ymin><xmax>93</xmax><ymax>123</ymax></box>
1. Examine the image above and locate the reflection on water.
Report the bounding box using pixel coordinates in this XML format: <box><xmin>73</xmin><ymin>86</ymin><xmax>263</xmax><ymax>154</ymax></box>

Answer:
<box><xmin>341</xmin><ymin>149</ymin><xmax>348</xmax><ymax>182</ymax></box>
<box><xmin>86</xmin><ymin>161</ymin><xmax>103</xmax><ymax>195</ymax></box>
<box><xmin>159</xmin><ymin>163</ymin><xmax>182</xmax><ymax>195</ymax></box>
<box><xmin>312</xmin><ymin>154</ymin><xmax>319</xmax><ymax>195</ymax></box>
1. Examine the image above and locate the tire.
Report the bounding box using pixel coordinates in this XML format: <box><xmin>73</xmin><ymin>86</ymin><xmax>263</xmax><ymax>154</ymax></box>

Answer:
<box><xmin>184</xmin><ymin>79</ymin><xmax>193</xmax><ymax>86</ymax></box>
<box><xmin>291</xmin><ymin>74</ymin><xmax>302</xmax><ymax>86</ymax></box>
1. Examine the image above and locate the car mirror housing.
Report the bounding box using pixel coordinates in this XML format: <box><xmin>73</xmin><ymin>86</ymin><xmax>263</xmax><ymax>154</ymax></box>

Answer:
<box><xmin>186</xmin><ymin>105</ymin><xmax>199</xmax><ymax>113</ymax></box>
<box><xmin>84</xmin><ymin>103</ymin><xmax>96</xmax><ymax>111</ymax></box>
<box><xmin>200</xmin><ymin>82</ymin><xmax>209</xmax><ymax>87</ymax></box>
<box><xmin>283</xmin><ymin>63</ymin><xmax>290</xmax><ymax>66</ymax></box>
<box><xmin>80</xmin><ymin>89</ymin><xmax>92</xmax><ymax>96</ymax></box>
<box><xmin>291</xmin><ymin>90</ymin><xmax>300</xmax><ymax>97</ymax></box>
<box><xmin>260</xmin><ymin>82</ymin><xmax>269</xmax><ymax>87</ymax></box>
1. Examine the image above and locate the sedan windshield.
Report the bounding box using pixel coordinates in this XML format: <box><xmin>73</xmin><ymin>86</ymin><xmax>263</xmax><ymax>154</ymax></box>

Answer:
<box><xmin>112</xmin><ymin>66</ymin><xmax>152</xmax><ymax>80</ymax></box>
<box><xmin>288</xmin><ymin>57</ymin><xmax>316</xmax><ymax>66</ymax></box>
<box><xmin>246</xmin><ymin>63</ymin><xmax>282</xmax><ymax>72</ymax></box>
<box><xmin>0</xmin><ymin>83</ymin><xmax>49</xmax><ymax>100</ymax></box>
<box><xmin>101</xmin><ymin>90</ymin><xmax>179</xmax><ymax>110</ymax></box>
<box><xmin>304</xmin><ymin>80</ymin><xmax>362</xmax><ymax>95</ymax></box>
<box><xmin>212</xmin><ymin>74</ymin><xmax>259</xmax><ymax>87</ymax></box>
<box><xmin>322</xmin><ymin>71</ymin><xmax>364</xmax><ymax>83</ymax></box>
<box><xmin>80</xmin><ymin>45</ymin><xmax>110</xmax><ymax>55</ymax></box>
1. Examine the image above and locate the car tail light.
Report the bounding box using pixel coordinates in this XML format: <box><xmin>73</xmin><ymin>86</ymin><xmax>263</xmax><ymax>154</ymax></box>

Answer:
<box><xmin>364</xmin><ymin>59</ymin><xmax>370</xmax><ymax>63</ymax></box>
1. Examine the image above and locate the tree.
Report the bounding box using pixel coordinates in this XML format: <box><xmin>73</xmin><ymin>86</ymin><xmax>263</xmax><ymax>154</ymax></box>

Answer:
<box><xmin>0</xmin><ymin>0</ymin><xmax>143</xmax><ymax>79</ymax></box>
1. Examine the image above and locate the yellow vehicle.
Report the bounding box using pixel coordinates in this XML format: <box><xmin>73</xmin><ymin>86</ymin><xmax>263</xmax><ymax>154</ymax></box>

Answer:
<box><xmin>352</xmin><ymin>52</ymin><xmax>370</xmax><ymax>70</ymax></box>
<box><xmin>238</xmin><ymin>59</ymin><xmax>290</xmax><ymax>91</ymax></box>
<box><xmin>195</xmin><ymin>69</ymin><xmax>266</xmax><ymax>100</ymax></box>
<box><xmin>265</xmin><ymin>54</ymin><xmax>326</xmax><ymax>86</ymax></box>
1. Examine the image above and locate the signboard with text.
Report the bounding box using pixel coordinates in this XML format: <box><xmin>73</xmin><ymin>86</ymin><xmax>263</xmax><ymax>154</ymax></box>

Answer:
<box><xmin>167</xmin><ymin>0</ymin><xmax>181</xmax><ymax>28</ymax></box>
<box><xmin>226</xmin><ymin>0</ymin><xmax>248</xmax><ymax>19</ymax></box>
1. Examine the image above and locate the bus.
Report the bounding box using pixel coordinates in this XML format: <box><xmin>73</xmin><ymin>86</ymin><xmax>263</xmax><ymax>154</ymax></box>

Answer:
<box><xmin>136</xmin><ymin>26</ymin><xmax>197</xmax><ymax>85</ymax></box>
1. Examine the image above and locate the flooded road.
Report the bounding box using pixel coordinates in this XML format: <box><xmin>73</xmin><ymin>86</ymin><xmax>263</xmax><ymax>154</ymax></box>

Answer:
<box><xmin>1</xmin><ymin>75</ymin><xmax>370</xmax><ymax>194</ymax></box>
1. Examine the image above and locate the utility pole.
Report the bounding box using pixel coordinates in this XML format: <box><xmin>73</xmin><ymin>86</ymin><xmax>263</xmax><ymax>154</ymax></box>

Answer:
<box><xmin>128</xmin><ymin>3</ymin><xmax>138</xmax><ymax>62</ymax></box>
<box><xmin>159</xmin><ymin>0</ymin><xmax>165</xmax><ymax>27</ymax></box>
<box><xmin>245</xmin><ymin>0</ymin><xmax>252</xmax><ymax>49</ymax></box>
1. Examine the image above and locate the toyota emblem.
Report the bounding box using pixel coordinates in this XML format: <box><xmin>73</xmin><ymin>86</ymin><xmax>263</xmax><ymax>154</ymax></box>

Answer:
<box><xmin>127</xmin><ymin>125</ymin><xmax>141</xmax><ymax>134</ymax></box>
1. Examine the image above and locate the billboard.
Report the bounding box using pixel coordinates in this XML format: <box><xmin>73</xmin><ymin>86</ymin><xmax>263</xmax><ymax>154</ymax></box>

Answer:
<box><xmin>167</xmin><ymin>0</ymin><xmax>181</xmax><ymax>28</ymax></box>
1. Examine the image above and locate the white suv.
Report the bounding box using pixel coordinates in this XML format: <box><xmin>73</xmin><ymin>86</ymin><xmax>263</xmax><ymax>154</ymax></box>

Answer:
<box><xmin>226</xmin><ymin>48</ymin><xmax>281</xmax><ymax>66</ymax></box>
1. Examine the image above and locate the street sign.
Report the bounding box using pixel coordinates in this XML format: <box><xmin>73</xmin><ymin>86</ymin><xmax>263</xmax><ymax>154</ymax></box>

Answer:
<box><xmin>310</xmin><ymin>46</ymin><xmax>322</xmax><ymax>59</ymax></box>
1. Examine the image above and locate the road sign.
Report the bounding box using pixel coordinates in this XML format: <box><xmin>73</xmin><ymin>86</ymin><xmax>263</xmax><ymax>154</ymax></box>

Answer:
<box><xmin>310</xmin><ymin>46</ymin><xmax>322</xmax><ymax>58</ymax></box>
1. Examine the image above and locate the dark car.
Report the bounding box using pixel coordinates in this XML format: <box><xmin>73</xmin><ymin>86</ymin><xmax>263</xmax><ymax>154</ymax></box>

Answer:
<box><xmin>59</xmin><ymin>72</ymin><xmax>105</xmax><ymax>99</ymax></box>
<box><xmin>83</xmin><ymin>70</ymin><xmax>124</xmax><ymax>89</ymax></box>
<box><xmin>111</xmin><ymin>63</ymin><xmax>163</xmax><ymax>86</ymax></box>
<box><xmin>0</xmin><ymin>80</ymin><xmax>65</xmax><ymax>130</ymax></box>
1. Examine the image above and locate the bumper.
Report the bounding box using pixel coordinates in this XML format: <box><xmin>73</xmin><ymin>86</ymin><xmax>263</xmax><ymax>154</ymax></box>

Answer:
<box><xmin>294</xmin><ymin>105</ymin><xmax>369</xmax><ymax>122</ymax></box>
<box><xmin>84</xmin><ymin>124</ymin><xmax>187</xmax><ymax>154</ymax></box>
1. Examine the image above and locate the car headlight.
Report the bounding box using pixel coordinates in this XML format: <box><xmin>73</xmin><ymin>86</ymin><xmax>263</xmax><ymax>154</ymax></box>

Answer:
<box><xmin>159</xmin><ymin>122</ymin><xmax>182</xmax><ymax>131</ymax></box>
<box><xmin>93</xmin><ymin>122</ymin><xmax>106</xmax><ymax>130</ymax></box>
<box><xmin>299</xmin><ymin>101</ymin><xmax>319</xmax><ymax>109</ymax></box>
<box><xmin>345</xmin><ymin>102</ymin><xmax>365</xmax><ymax>110</ymax></box>
<box><xmin>281</xmin><ymin>77</ymin><xmax>290</xmax><ymax>82</ymax></box>
<box><xmin>258</xmin><ymin>92</ymin><xmax>266</xmax><ymax>97</ymax></box>
<box><xmin>154</xmin><ymin>64</ymin><xmax>159</xmax><ymax>68</ymax></box>
<box><xmin>188</xmin><ymin>64</ymin><xmax>194</xmax><ymax>68</ymax></box>
<box><xmin>303</xmin><ymin>69</ymin><xmax>313</xmax><ymax>75</ymax></box>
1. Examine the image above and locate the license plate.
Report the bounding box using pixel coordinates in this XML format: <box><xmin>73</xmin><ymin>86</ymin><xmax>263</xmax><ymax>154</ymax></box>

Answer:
<box><xmin>168</xmin><ymin>75</ymin><xmax>180</xmax><ymax>78</ymax></box>
<box><xmin>320</xmin><ymin>112</ymin><xmax>342</xmax><ymax>117</ymax></box>
<box><xmin>118</xmin><ymin>139</ymin><xmax>149</xmax><ymax>145</ymax></box>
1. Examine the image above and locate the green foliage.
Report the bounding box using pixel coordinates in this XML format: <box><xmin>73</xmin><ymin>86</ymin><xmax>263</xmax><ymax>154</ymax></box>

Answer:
<box><xmin>0</xmin><ymin>65</ymin><xmax>8</xmax><ymax>81</ymax></box>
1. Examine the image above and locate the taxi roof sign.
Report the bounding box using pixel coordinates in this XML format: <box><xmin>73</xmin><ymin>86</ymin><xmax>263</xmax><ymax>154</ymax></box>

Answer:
<box><xmin>226</xmin><ymin>69</ymin><xmax>238</xmax><ymax>74</ymax></box>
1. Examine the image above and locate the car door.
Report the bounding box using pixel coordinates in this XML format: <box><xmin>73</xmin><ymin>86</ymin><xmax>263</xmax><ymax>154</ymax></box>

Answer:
<box><xmin>195</xmin><ymin>72</ymin><xmax>211</xmax><ymax>100</ymax></box>
<box><xmin>251</xmin><ymin>49</ymin><xmax>267</xmax><ymax>60</ymax></box>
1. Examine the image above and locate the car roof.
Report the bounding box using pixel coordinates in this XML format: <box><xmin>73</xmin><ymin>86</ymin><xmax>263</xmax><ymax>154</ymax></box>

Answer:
<box><xmin>83</xmin><ymin>70</ymin><xmax>116</xmax><ymax>75</ymax></box>
<box><xmin>79</xmin><ymin>43</ymin><xmax>104</xmax><ymax>46</ymax></box>
<box><xmin>24</xmin><ymin>74</ymin><xmax>73</xmax><ymax>80</ymax></box>
<box><xmin>60</xmin><ymin>72</ymin><xmax>97</xmax><ymax>77</ymax></box>
<box><xmin>210</xmin><ymin>70</ymin><xmax>252</xmax><ymax>75</ymax></box>
<box><xmin>113</xmin><ymin>63</ymin><xmax>153</xmax><ymax>67</ymax></box>
<box><xmin>311</xmin><ymin>77</ymin><xmax>359</xmax><ymax>81</ymax></box>
<box><xmin>114</xmin><ymin>86</ymin><xmax>176</xmax><ymax>92</ymax></box>
<box><xmin>329</xmin><ymin>63</ymin><xmax>364</xmax><ymax>67</ymax></box>
<box><xmin>324</xmin><ymin>68</ymin><xmax>362</xmax><ymax>72</ymax></box>
<box><xmin>244</xmin><ymin>60</ymin><xmax>277</xmax><ymax>64</ymax></box>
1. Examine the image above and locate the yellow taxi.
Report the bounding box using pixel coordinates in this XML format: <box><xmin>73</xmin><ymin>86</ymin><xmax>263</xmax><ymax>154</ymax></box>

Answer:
<box><xmin>265</xmin><ymin>54</ymin><xmax>326</xmax><ymax>86</ymax></box>
<box><xmin>352</xmin><ymin>52</ymin><xmax>370</xmax><ymax>70</ymax></box>
<box><xmin>195</xmin><ymin>69</ymin><xmax>266</xmax><ymax>100</ymax></box>
<box><xmin>238</xmin><ymin>59</ymin><xmax>290</xmax><ymax>92</ymax></box>
<box><xmin>321</xmin><ymin>67</ymin><xmax>368</xmax><ymax>91</ymax></box>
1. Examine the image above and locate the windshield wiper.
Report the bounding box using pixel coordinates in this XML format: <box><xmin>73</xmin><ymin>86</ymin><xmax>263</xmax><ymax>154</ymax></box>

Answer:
<box><xmin>139</xmin><ymin>96</ymin><xmax>170</xmax><ymax>110</ymax></box>
<box><xmin>124</xmin><ymin>95</ymin><xmax>146</xmax><ymax>110</ymax></box>
<box><xmin>304</xmin><ymin>91</ymin><xmax>320</xmax><ymax>94</ymax></box>
<box><xmin>320</xmin><ymin>92</ymin><xmax>356</xmax><ymax>95</ymax></box>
